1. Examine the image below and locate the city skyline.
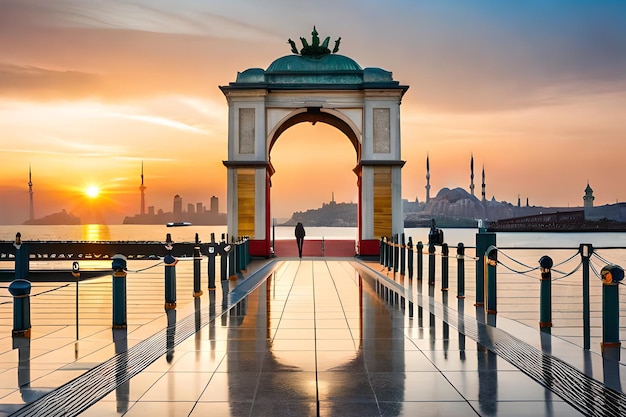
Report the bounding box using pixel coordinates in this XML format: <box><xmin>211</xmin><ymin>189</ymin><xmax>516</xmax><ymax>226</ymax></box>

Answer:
<box><xmin>14</xmin><ymin>157</ymin><xmax>599</xmax><ymax>225</ymax></box>
<box><xmin>1</xmin><ymin>1</ymin><xmax>625</xmax><ymax>224</ymax></box>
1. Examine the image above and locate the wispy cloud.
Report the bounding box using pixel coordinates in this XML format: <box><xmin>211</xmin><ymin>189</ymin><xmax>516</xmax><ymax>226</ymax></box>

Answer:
<box><xmin>107</xmin><ymin>112</ymin><xmax>207</xmax><ymax>134</ymax></box>
<box><xmin>0</xmin><ymin>64</ymin><xmax>101</xmax><ymax>100</ymax></box>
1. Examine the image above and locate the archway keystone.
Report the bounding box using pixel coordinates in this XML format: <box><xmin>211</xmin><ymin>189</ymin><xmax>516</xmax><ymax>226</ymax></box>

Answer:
<box><xmin>220</xmin><ymin>28</ymin><xmax>409</xmax><ymax>257</ymax></box>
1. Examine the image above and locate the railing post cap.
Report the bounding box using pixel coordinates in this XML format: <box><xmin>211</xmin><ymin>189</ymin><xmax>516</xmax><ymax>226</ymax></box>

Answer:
<box><xmin>601</xmin><ymin>264</ymin><xmax>624</xmax><ymax>284</ymax></box>
<box><xmin>539</xmin><ymin>256</ymin><xmax>553</xmax><ymax>270</ymax></box>
<box><xmin>111</xmin><ymin>254</ymin><xmax>127</xmax><ymax>271</ymax></box>
<box><xmin>8</xmin><ymin>279</ymin><xmax>31</xmax><ymax>296</ymax></box>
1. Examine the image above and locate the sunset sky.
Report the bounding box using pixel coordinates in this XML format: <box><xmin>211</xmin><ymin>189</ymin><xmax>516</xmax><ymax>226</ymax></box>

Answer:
<box><xmin>1</xmin><ymin>0</ymin><xmax>625</xmax><ymax>224</ymax></box>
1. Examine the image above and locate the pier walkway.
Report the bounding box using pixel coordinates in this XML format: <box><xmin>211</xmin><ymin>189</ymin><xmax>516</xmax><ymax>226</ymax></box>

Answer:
<box><xmin>1</xmin><ymin>258</ymin><xmax>625</xmax><ymax>416</ymax></box>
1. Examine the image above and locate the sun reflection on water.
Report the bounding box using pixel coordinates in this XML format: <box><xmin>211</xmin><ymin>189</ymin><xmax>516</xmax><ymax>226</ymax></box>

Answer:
<box><xmin>81</xmin><ymin>224</ymin><xmax>111</xmax><ymax>241</ymax></box>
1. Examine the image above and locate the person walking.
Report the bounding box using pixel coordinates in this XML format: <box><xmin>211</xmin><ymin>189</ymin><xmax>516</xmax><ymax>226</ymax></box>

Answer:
<box><xmin>295</xmin><ymin>222</ymin><xmax>305</xmax><ymax>258</ymax></box>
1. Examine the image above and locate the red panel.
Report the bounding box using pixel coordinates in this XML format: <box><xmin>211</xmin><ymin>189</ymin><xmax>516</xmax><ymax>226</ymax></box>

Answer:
<box><xmin>359</xmin><ymin>239</ymin><xmax>380</xmax><ymax>256</ymax></box>
<box><xmin>248</xmin><ymin>239</ymin><xmax>271</xmax><ymax>258</ymax></box>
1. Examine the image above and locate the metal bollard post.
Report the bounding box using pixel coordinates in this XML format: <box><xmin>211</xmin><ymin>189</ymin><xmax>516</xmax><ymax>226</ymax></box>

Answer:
<box><xmin>393</xmin><ymin>234</ymin><xmax>399</xmax><ymax>273</ymax></box>
<box><xmin>400</xmin><ymin>234</ymin><xmax>406</xmax><ymax>276</ymax></box>
<box><xmin>228</xmin><ymin>237</ymin><xmax>237</xmax><ymax>280</ymax></box>
<box><xmin>600</xmin><ymin>264</ymin><xmax>623</xmax><ymax>361</ymax></box>
<box><xmin>539</xmin><ymin>256</ymin><xmax>553</xmax><ymax>332</ymax></box>
<box><xmin>111</xmin><ymin>255</ymin><xmax>127</xmax><ymax>329</ymax></box>
<box><xmin>475</xmin><ymin>231</ymin><xmax>496</xmax><ymax>307</ymax></box>
<box><xmin>219</xmin><ymin>237</ymin><xmax>230</xmax><ymax>282</ymax></box>
<box><xmin>382</xmin><ymin>237</ymin><xmax>388</xmax><ymax>271</ymax></box>
<box><xmin>441</xmin><ymin>243</ymin><xmax>449</xmax><ymax>291</ymax></box>
<box><xmin>387</xmin><ymin>237</ymin><xmax>393</xmax><ymax>271</ymax></box>
<box><xmin>417</xmin><ymin>241</ymin><xmax>424</xmax><ymax>281</ymax></box>
<box><xmin>485</xmin><ymin>246</ymin><xmax>497</xmax><ymax>314</ymax></box>
<box><xmin>245</xmin><ymin>237</ymin><xmax>251</xmax><ymax>266</ymax></box>
<box><xmin>193</xmin><ymin>246</ymin><xmax>203</xmax><ymax>298</ymax></box>
<box><xmin>379</xmin><ymin>237</ymin><xmax>385</xmax><ymax>265</ymax></box>
<box><xmin>428</xmin><ymin>244</ymin><xmax>436</xmax><ymax>286</ymax></box>
<box><xmin>207</xmin><ymin>233</ymin><xmax>217</xmax><ymax>290</ymax></box>
<box><xmin>14</xmin><ymin>233</ymin><xmax>29</xmax><ymax>280</ymax></box>
<box><xmin>9</xmin><ymin>279</ymin><xmax>31</xmax><ymax>338</ymax></box>
<box><xmin>580</xmin><ymin>244</ymin><xmax>593</xmax><ymax>350</ymax></box>
<box><xmin>407</xmin><ymin>237</ymin><xmax>414</xmax><ymax>280</ymax></box>
<box><xmin>457</xmin><ymin>243</ymin><xmax>465</xmax><ymax>299</ymax></box>
<box><xmin>237</xmin><ymin>239</ymin><xmax>245</xmax><ymax>272</ymax></box>
<box><xmin>164</xmin><ymin>254</ymin><xmax>177</xmax><ymax>310</ymax></box>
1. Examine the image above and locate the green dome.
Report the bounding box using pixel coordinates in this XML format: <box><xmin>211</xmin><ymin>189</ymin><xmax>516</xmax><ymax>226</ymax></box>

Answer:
<box><xmin>266</xmin><ymin>54</ymin><xmax>362</xmax><ymax>73</ymax></box>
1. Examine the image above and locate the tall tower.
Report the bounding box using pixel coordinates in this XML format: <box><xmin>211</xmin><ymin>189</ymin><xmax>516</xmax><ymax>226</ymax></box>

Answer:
<box><xmin>583</xmin><ymin>182</ymin><xmax>594</xmax><ymax>208</ymax></box>
<box><xmin>425</xmin><ymin>154</ymin><xmax>431</xmax><ymax>203</ymax></box>
<box><xmin>28</xmin><ymin>164</ymin><xmax>34</xmax><ymax>221</ymax></box>
<box><xmin>469</xmin><ymin>153</ymin><xmax>475</xmax><ymax>197</ymax></box>
<box><xmin>173</xmin><ymin>194</ymin><xmax>183</xmax><ymax>221</ymax></box>
<box><xmin>210</xmin><ymin>196</ymin><xmax>219</xmax><ymax>214</ymax></box>
<box><xmin>139</xmin><ymin>161</ymin><xmax>147</xmax><ymax>215</ymax></box>
<box><xmin>481</xmin><ymin>166</ymin><xmax>486</xmax><ymax>202</ymax></box>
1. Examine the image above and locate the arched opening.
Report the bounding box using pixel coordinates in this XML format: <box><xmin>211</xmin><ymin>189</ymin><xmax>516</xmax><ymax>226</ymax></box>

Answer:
<box><xmin>268</xmin><ymin>111</ymin><xmax>361</xmax><ymax>256</ymax></box>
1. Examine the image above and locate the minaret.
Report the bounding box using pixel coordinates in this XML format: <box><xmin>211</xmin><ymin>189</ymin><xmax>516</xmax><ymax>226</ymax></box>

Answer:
<box><xmin>28</xmin><ymin>164</ymin><xmax>34</xmax><ymax>221</ymax></box>
<box><xmin>481</xmin><ymin>166</ymin><xmax>486</xmax><ymax>202</ymax></box>
<box><xmin>139</xmin><ymin>161</ymin><xmax>147</xmax><ymax>215</ymax></box>
<box><xmin>469</xmin><ymin>153</ymin><xmax>475</xmax><ymax>197</ymax></box>
<box><xmin>583</xmin><ymin>182</ymin><xmax>594</xmax><ymax>208</ymax></box>
<box><xmin>425</xmin><ymin>154</ymin><xmax>431</xmax><ymax>203</ymax></box>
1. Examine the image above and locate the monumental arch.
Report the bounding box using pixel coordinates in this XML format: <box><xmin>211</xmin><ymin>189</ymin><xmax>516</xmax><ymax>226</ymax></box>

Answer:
<box><xmin>220</xmin><ymin>28</ymin><xmax>409</xmax><ymax>257</ymax></box>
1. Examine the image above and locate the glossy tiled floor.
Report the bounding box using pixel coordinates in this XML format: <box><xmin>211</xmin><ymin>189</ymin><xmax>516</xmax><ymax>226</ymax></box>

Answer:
<box><xmin>1</xmin><ymin>259</ymin><xmax>621</xmax><ymax>416</ymax></box>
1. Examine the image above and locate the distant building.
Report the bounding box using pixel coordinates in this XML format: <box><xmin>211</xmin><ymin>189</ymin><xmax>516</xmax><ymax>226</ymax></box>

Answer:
<box><xmin>173</xmin><ymin>195</ymin><xmax>183</xmax><ymax>222</ymax></box>
<box><xmin>139</xmin><ymin>162</ymin><xmax>147</xmax><ymax>215</ymax></box>
<box><xmin>210</xmin><ymin>196</ymin><xmax>219</xmax><ymax>213</ymax></box>
<box><xmin>583</xmin><ymin>183</ymin><xmax>595</xmax><ymax>208</ymax></box>
<box><xmin>28</xmin><ymin>165</ymin><xmax>34</xmax><ymax>221</ymax></box>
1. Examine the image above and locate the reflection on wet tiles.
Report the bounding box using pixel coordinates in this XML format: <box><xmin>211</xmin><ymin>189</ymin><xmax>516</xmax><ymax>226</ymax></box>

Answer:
<box><xmin>316</xmin><ymin>371</ymin><xmax>376</xmax><ymax>402</ymax></box>
<box><xmin>422</xmin><ymin>348</ymin><xmax>518</xmax><ymax>372</ymax></box>
<box><xmin>315</xmin><ymin>329</ymin><xmax>354</xmax><ymax>340</ymax></box>
<box><xmin>122</xmin><ymin>400</ymin><xmax>196</xmax><ymax>417</ymax></box>
<box><xmin>256</xmin><ymin>371</ymin><xmax>318</xmax><ymax>402</ymax></box>
<box><xmin>166</xmin><ymin>350</ymin><xmax>224</xmax><ymax>372</ymax></box>
<box><xmin>271</xmin><ymin>319</ymin><xmax>316</xmax><ymax>329</ymax></box>
<box><xmin>140</xmin><ymin>371</ymin><xmax>212</xmax><ymax>402</ymax></box>
<box><xmin>446</xmin><ymin>369</ymin><xmax>560</xmax><ymax>402</ymax></box>
<box><xmin>315</xmin><ymin>339</ymin><xmax>357</xmax><ymax>351</ymax></box>
<box><xmin>250</xmin><ymin>400</ymin><xmax>318</xmax><ymax>417</ymax></box>
<box><xmin>467</xmin><ymin>400</ymin><xmax>587</xmax><ymax>417</ymax></box>
<box><xmin>376</xmin><ymin>401</ymin><xmax>478</xmax><ymax>417</ymax></box>
<box><xmin>98</xmin><ymin>371</ymin><xmax>163</xmax><ymax>403</ymax></box>
<box><xmin>190</xmin><ymin>401</ymin><xmax>254</xmax><ymax>417</ymax></box>
<box><xmin>316</xmin><ymin>351</ymin><xmax>360</xmax><ymax>372</ymax></box>
<box><xmin>215</xmin><ymin>352</ymin><xmax>266</xmax><ymax>373</ymax></box>
<box><xmin>273</xmin><ymin>328</ymin><xmax>316</xmax><ymax>340</ymax></box>
<box><xmin>76</xmin><ymin>399</ymin><xmax>138</xmax><ymax>417</ymax></box>
<box><xmin>199</xmin><ymin>372</ymin><xmax>259</xmax><ymax>402</ymax></box>
<box><xmin>270</xmin><ymin>338</ymin><xmax>315</xmax><ymax>351</ymax></box>
<box><xmin>370</xmin><ymin>371</ymin><xmax>467</xmax><ymax>402</ymax></box>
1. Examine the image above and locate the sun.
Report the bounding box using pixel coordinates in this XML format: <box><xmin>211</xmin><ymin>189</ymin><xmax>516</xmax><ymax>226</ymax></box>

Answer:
<box><xmin>85</xmin><ymin>185</ymin><xmax>100</xmax><ymax>199</ymax></box>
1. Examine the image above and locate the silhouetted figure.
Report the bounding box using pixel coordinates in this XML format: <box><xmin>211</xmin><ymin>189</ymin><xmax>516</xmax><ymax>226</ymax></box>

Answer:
<box><xmin>295</xmin><ymin>222</ymin><xmax>305</xmax><ymax>258</ymax></box>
